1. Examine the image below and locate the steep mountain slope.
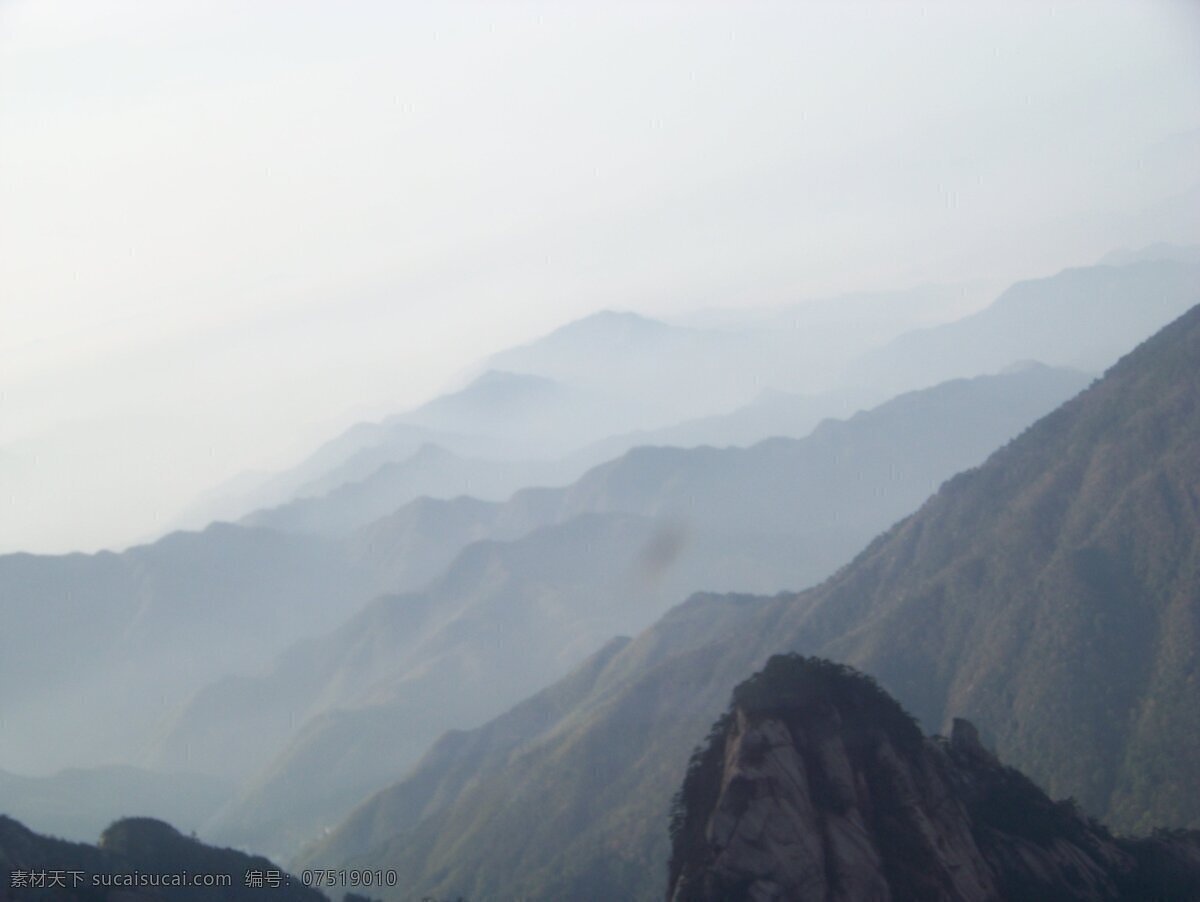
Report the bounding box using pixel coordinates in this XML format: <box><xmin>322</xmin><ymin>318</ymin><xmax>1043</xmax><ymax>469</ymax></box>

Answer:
<box><xmin>143</xmin><ymin>367</ymin><xmax>1088</xmax><ymax>861</ymax></box>
<box><xmin>346</xmin><ymin>495</ymin><xmax>510</xmax><ymax>594</ymax></box>
<box><xmin>155</xmin><ymin>514</ymin><xmax>682</xmax><ymax>796</ymax></box>
<box><xmin>309</xmin><ymin>304</ymin><xmax>1200</xmax><ymax>900</ymax></box>
<box><xmin>0</xmin><ymin>815</ymin><xmax>324</xmax><ymax>901</ymax></box>
<box><xmin>667</xmin><ymin>655</ymin><xmax>1200</xmax><ymax>902</ymax></box>
<box><xmin>302</xmin><ymin>593</ymin><xmax>770</xmax><ymax>900</ymax></box>
<box><xmin>537</xmin><ymin>366</ymin><xmax>1088</xmax><ymax>553</ymax></box>
<box><xmin>856</xmin><ymin>260</ymin><xmax>1199</xmax><ymax>393</ymax></box>
<box><xmin>0</xmin><ymin>524</ymin><xmax>391</xmax><ymax>776</ymax></box>
<box><xmin>760</xmin><ymin>301</ymin><xmax>1200</xmax><ymax>831</ymax></box>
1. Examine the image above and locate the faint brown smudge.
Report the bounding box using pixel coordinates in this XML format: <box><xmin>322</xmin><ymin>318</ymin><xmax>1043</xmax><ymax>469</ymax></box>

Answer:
<box><xmin>634</xmin><ymin>521</ymin><xmax>688</xmax><ymax>586</ymax></box>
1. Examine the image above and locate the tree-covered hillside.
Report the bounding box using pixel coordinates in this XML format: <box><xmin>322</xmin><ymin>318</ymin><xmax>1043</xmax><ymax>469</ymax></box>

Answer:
<box><xmin>305</xmin><ymin>302</ymin><xmax>1200</xmax><ymax>900</ymax></box>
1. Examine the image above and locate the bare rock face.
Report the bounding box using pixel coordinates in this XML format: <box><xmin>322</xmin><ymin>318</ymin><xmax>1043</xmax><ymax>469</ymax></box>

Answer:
<box><xmin>666</xmin><ymin>655</ymin><xmax>1200</xmax><ymax>902</ymax></box>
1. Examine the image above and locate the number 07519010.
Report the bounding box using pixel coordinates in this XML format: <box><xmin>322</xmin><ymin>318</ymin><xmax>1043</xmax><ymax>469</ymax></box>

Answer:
<box><xmin>299</xmin><ymin>868</ymin><xmax>399</xmax><ymax>888</ymax></box>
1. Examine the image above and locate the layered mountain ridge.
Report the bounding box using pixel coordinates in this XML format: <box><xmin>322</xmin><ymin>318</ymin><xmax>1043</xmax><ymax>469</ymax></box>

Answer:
<box><xmin>304</xmin><ymin>302</ymin><xmax>1200</xmax><ymax>900</ymax></box>
<box><xmin>5</xmin><ymin>258</ymin><xmax>1197</xmax><ymax>892</ymax></box>
<box><xmin>151</xmin><ymin>366</ymin><xmax>1088</xmax><ymax>859</ymax></box>
<box><xmin>181</xmin><ymin>259</ymin><xmax>1196</xmax><ymax>531</ymax></box>
<box><xmin>0</xmin><ymin>525</ymin><xmax>392</xmax><ymax>776</ymax></box>
<box><xmin>855</xmin><ymin>259</ymin><xmax>1200</xmax><ymax>393</ymax></box>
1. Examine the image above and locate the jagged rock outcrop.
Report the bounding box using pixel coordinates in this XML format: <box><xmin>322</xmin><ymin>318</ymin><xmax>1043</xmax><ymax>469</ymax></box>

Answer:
<box><xmin>666</xmin><ymin>655</ymin><xmax>1200</xmax><ymax>902</ymax></box>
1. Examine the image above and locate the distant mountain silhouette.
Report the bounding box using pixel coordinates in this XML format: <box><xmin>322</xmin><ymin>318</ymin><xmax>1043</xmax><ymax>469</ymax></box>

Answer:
<box><xmin>396</xmin><ymin>371</ymin><xmax>587</xmax><ymax>440</ymax></box>
<box><xmin>176</xmin><ymin>260</ymin><xmax>1190</xmax><ymax>533</ymax></box>
<box><xmin>854</xmin><ymin>260</ymin><xmax>1199</xmax><ymax>394</ymax></box>
<box><xmin>172</xmin><ymin>373</ymin><xmax>591</xmax><ymax>531</ymax></box>
<box><xmin>242</xmin><ymin>444</ymin><xmax>585</xmax><ymax>536</ymax></box>
<box><xmin>486</xmin><ymin>310</ymin><xmax>793</xmax><ymax>428</ymax></box>
<box><xmin>574</xmin><ymin>388</ymin><xmax>855</xmax><ymax>461</ymax></box>
<box><xmin>345</xmin><ymin>365</ymin><xmax>1089</xmax><ymax>598</ymax></box>
<box><xmin>168</xmin><ymin>422</ymin><xmax>500</xmax><ymax>533</ymax></box>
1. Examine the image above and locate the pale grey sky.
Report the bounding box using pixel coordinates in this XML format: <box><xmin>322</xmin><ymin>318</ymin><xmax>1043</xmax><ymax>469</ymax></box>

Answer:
<box><xmin>2</xmin><ymin>0</ymin><xmax>1198</xmax><ymax>553</ymax></box>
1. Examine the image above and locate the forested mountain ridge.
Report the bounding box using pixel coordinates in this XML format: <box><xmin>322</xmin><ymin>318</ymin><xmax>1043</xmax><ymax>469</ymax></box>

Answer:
<box><xmin>143</xmin><ymin>367</ymin><xmax>1087</xmax><ymax>860</ymax></box>
<box><xmin>0</xmin><ymin>815</ymin><xmax>325</xmax><ymax>902</ymax></box>
<box><xmin>305</xmin><ymin>302</ymin><xmax>1200</xmax><ymax>900</ymax></box>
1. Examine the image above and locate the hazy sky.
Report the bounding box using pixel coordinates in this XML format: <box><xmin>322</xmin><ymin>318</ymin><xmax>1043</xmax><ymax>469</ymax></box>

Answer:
<box><xmin>2</xmin><ymin>0</ymin><xmax>1198</xmax><ymax>553</ymax></box>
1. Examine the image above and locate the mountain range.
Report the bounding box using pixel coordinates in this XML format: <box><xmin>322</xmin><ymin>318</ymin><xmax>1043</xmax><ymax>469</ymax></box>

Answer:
<box><xmin>241</xmin><ymin>443</ymin><xmax>584</xmax><ymax>537</ymax></box>
<box><xmin>149</xmin><ymin>364</ymin><xmax>1089</xmax><ymax>859</ymax></box>
<box><xmin>173</xmin><ymin>259</ymin><xmax>1194</xmax><ymax>537</ymax></box>
<box><xmin>301</xmin><ymin>301</ymin><xmax>1200</xmax><ymax>900</ymax></box>
<box><xmin>342</xmin><ymin>363</ymin><xmax>1090</xmax><ymax>597</ymax></box>
<box><xmin>4</xmin><ymin>256</ymin><xmax>1196</xmax><ymax>897</ymax></box>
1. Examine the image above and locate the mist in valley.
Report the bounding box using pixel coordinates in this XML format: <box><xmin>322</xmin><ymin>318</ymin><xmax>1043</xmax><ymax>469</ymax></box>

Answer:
<box><xmin>2</xmin><ymin>3</ymin><xmax>1200</xmax><ymax>900</ymax></box>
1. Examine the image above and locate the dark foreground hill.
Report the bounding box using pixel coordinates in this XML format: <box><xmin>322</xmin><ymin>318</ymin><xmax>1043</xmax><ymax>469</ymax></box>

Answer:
<box><xmin>667</xmin><ymin>655</ymin><xmax>1200</xmax><ymax>902</ymax></box>
<box><xmin>304</xmin><ymin>303</ymin><xmax>1200</xmax><ymax>900</ymax></box>
<box><xmin>0</xmin><ymin>768</ymin><xmax>231</xmax><ymax>847</ymax></box>
<box><xmin>0</xmin><ymin>816</ymin><xmax>325</xmax><ymax>902</ymax></box>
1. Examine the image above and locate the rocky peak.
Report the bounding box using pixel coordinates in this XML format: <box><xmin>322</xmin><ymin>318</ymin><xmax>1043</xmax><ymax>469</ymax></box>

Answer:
<box><xmin>666</xmin><ymin>654</ymin><xmax>1200</xmax><ymax>902</ymax></box>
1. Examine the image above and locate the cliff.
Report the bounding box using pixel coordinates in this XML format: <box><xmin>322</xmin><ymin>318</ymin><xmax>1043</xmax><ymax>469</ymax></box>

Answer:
<box><xmin>667</xmin><ymin>655</ymin><xmax>1200</xmax><ymax>902</ymax></box>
